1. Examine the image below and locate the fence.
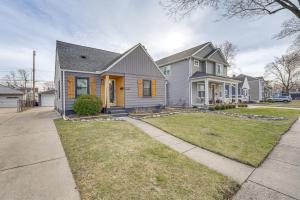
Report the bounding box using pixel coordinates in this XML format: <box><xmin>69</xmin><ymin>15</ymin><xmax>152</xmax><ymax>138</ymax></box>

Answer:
<box><xmin>17</xmin><ymin>100</ymin><xmax>35</xmax><ymax>112</ymax></box>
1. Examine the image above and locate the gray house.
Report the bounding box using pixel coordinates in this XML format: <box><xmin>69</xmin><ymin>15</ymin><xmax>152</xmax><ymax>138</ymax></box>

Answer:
<box><xmin>0</xmin><ymin>84</ymin><xmax>24</xmax><ymax>108</ymax></box>
<box><xmin>234</xmin><ymin>74</ymin><xmax>265</xmax><ymax>102</ymax></box>
<box><xmin>55</xmin><ymin>41</ymin><xmax>166</xmax><ymax>115</ymax></box>
<box><xmin>157</xmin><ymin>42</ymin><xmax>240</xmax><ymax>106</ymax></box>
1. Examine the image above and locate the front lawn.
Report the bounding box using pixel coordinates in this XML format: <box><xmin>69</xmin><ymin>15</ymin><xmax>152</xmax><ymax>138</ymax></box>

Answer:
<box><xmin>55</xmin><ymin>120</ymin><xmax>238</xmax><ymax>200</ymax></box>
<box><xmin>143</xmin><ymin>108</ymin><xmax>300</xmax><ymax>167</ymax></box>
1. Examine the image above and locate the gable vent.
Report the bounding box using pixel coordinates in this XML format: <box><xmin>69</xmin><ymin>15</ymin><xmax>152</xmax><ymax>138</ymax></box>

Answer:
<box><xmin>80</xmin><ymin>55</ymin><xmax>87</xmax><ymax>59</ymax></box>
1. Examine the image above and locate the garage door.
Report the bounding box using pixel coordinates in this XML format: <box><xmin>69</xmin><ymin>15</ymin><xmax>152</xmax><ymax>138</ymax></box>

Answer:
<box><xmin>41</xmin><ymin>94</ymin><xmax>54</xmax><ymax>107</ymax></box>
<box><xmin>0</xmin><ymin>96</ymin><xmax>19</xmax><ymax>107</ymax></box>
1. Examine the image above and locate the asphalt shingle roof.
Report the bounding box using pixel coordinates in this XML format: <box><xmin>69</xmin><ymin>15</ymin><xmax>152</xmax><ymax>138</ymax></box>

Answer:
<box><xmin>234</xmin><ymin>74</ymin><xmax>258</xmax><ymax>81</ymax></box>
<box><xmin>56</xmin><ymin>41</ymin><xmax>121</xmax><ymax>72</ymax></box>
<box><xmin>156</xmin><ymin>42</ymin><xmax>210</xmax><ymax>66</ymax></box>
<box><xmin>0</xmin><ymin>84</ymin><xmax>23</xmax><ymax>95</ymax></box>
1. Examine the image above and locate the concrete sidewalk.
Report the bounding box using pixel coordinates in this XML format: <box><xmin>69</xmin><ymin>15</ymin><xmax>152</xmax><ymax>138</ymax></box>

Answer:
<box><xmin>0</xmin><ymin>107</ymin><xmax>80</xmax><ymax>200</ymax></box>
<box><xmin>125</xmin><ymin>117</ymin><xmax>254</xmax><ymax>184</ymax></box>
<box><xmin>249</xmin><ymin>105</ymin><xmax>300</xmax><ymax>111</ymax></box>
<box><xmin>233</xmin><ymin>118</ymin><xmax>300</xmax><ymax>200</ymax></box>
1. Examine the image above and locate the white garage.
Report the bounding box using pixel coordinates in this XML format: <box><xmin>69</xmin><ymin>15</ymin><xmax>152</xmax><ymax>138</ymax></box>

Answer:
<box><xmin>39</xmin><ymin>90</ymin><xmax>55</xmax><ymax>107</ymax></box>
<box><xmin>0</xmin><ymin>84</ymin><xmax>24</xmax><ymax>108</ymax></box>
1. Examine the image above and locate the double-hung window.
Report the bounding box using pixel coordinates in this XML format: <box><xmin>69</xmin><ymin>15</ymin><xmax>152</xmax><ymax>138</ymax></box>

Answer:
<box><xmin>76</xmin><ymin>77</ymin><xmax>89</xmax><ymax>97</ymax></box>
<box><xmin>161</xmin><ymin>65</ymin><xmax>171</xmax><ymax>76</ymax></box>
<box><xmin>143</xmin><ymin>80</ymin><xmax>152</xmax><ymax>97</ymax></box>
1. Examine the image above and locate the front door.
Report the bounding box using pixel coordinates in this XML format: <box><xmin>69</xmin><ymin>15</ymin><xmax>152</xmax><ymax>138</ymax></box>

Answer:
<box><xmin>109</xmin><ymin>79</ymin><xmax>116</xmax><ymax>106</ymax></box>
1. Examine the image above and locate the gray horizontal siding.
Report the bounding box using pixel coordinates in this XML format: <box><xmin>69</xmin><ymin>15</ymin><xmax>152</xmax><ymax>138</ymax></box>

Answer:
<box><xmin>124</xmin><ymin>74</ymin><xmax>165</xmax><ymax>108</ymax></box>
<box><xmin>64</xmin><ymin>71</ymin><xmax>101</xmax><ymax>111</ymax></box>
<box><xmin>165</xmin><ymin>60</ymin><xmax>190</xmax><ymax>106</ymax></box>
<box><xmin>108</xmin><ymin>46</ymin><xmax>164</xmax><ymax>78</ymax></box>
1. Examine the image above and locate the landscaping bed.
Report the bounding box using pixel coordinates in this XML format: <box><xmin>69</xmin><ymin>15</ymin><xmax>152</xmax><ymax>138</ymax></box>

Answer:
<box><xmin>55</xmin><ymin>120</ymin><xmax>239</xmax><ymax>200</ymax></box>
<box><xmin>143</xmin><ymin>108</ymin><xmax>300</xmax><ymax>167</ymax></box>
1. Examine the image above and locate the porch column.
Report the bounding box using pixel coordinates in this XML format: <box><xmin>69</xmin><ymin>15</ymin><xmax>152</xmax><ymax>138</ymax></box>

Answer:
<box><xmin>205</xmin><ymin>78</ymin><xmax>209</xmax><ymax>105</ymax></box>
<box><xmin>222</xmin><ymin>82</ymin><xmax>226</xmax><ymax>103</ymax></box>
<box><xmin>235</xmin><ymin>83</ymin><xmax>238</xmax><ymax>104</ymax></box>
<box><xmin>229</xmin><ymin>84</ymin><xmax>232</xmax><ymax>103</ymax></box>
<box><xmin>104</xmin><ymin>75</ymin><xmax>110</xmax><ymax>108</ymax></box>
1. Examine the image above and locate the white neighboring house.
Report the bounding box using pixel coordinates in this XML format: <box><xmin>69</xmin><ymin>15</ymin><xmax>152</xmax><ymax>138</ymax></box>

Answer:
<box><xmin>0</xmin><ymin>84</ymin><xmax>24</xmax><ymax>108</ymax></box>
<box><xmin>234</xmin><ymin>74</ymin><xmax>265</xmax><ymax>102</ymax></box>
<box><xmin>39</xmin><ymin>90</ymin><xmax>55</xmax><ymax>107</ymax></box>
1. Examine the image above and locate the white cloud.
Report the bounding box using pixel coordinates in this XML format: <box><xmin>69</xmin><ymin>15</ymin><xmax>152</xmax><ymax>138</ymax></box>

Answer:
<box><xmin>0</xmin><ymin>0</ymin><xmax>294</xmax><ymax>83</ymax></box>
<box><xmin>235</xmin><ymin>44</ymin><xmax>289</xmax><ymax>76</ymax></box>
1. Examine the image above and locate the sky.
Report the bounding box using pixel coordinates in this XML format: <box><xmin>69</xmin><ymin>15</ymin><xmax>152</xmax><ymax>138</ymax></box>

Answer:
<box><xmin>0</xmin><ymin>0</ymin><xmax>296</xmax><ymax>85</ymax></box>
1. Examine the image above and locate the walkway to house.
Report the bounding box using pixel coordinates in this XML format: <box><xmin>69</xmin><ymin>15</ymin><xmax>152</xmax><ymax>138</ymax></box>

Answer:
<box><xmin>233</xmin><ymin>117</ymin><xmax>300</xmax><ymax>200</ymax></box>
<box><xmin>125</xmin><ymin>117</ymin><xmax>255</xmax><ymax>184</ymax></box>
<box><xmin>0</xmin><ymin>107</ymin><xmax>80</xmax><ymax>200</ymax></box>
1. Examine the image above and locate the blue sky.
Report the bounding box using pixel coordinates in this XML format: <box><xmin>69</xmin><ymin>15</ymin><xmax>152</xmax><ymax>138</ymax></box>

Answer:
<box><xmin>0</xmin><ymin>0</ymin><xmax>295</xmax><ymax>83</ymax></box>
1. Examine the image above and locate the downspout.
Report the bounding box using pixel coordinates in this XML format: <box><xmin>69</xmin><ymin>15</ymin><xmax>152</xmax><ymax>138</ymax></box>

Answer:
<box><xmin>62</xmin><ymin>70</ymin><xmax>66</xmax><ymax>119</ymax></box>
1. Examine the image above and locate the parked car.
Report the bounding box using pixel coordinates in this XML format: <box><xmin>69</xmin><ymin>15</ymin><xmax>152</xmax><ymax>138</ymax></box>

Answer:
<box><xmin>266</xmin><ymin>96</ymin><xmax>292</xmax><ymax>102</ymax></box>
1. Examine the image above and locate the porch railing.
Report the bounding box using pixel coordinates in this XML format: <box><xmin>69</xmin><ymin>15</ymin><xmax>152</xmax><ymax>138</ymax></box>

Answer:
<box><xmin>17</xmin><ymin>100</ymin><xmax>35</xmax><ymax>112</ymax></box>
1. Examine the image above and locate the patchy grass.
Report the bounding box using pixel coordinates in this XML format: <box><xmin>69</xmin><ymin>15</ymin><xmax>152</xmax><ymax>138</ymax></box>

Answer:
<box><xmin>55</xmin><ymin>120</ymin><xmax>239</xmax><ymax>200</ymax></box>
<box><xmin>144</xmin><ymin>109</ymin><xmax>300</xmax><ymax>167</ymax></box>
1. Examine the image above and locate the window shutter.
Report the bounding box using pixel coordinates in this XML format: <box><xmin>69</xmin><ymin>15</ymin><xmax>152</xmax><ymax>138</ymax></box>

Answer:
<box><xmin>152</xmin><ymin>80</ymin><xmax>156</xmax><ymax>97</ymax></box>
<box><xmin>90</xmin><ymin>76</ymin><xmax>97</xmax><ymax>96</ymax></box>
<box><xmin>138</xmin><ymin>79</ymin><xmax>143</xmax><ymax>97</ymax></box>
<box><xmin>67</xmin><ymin>76</ymin><xmax>75</xmax><ymax>98</ymax></box>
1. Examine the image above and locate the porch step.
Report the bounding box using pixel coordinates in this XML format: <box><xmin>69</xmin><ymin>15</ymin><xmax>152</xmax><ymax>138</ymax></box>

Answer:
<box><xmin>111</xmin><ymin>113</ymin><xmax>128</xmax><ymax>117</ymax></box>
<box><xmin>106</xmin><ymin>107</ymin><xmax>128</xmax><ymax>117</ymax></box>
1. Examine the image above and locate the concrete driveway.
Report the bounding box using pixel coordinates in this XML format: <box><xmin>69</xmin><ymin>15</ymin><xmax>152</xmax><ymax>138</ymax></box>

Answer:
<box><xmin>0</xmin><ymin>107</ymin><xmax>80</xmax><ymax>200</ymax></box>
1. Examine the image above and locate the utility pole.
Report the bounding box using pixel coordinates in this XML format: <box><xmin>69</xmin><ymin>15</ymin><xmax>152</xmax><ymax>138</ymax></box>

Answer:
<box><xmin>33</xmin><ymin>50</ymin><xmax>36</xmax><ymax>103</ymax></box>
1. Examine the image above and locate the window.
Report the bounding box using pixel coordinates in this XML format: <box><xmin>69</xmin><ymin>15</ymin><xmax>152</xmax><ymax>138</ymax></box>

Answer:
<box><xmin>217</xmin><ymin>64</ymin><xmax>221</xmax><ymax>75</ymax></box>
<box><xmin>143</xmin><ymin>80</ymin><xmax>152</xmax><ymax>97</ymax></box>
<box><xmin>197</xmin><ymin>83</ymin><xmax>205</xmax><ymax>98</ymax></box>
<box><xmin>161</xmin><ymin>65</ymin><xmax>171</xmax><ymax>76</ymax></box>
<box><xmin>194</xmin><ymin>59</ymin><xmax>199</xmax><ymax>67</ymax></box>
<box><xmin>76</xmin><ymin>77</ymin><xmax>89</xmax><ymax>97</ymax></box>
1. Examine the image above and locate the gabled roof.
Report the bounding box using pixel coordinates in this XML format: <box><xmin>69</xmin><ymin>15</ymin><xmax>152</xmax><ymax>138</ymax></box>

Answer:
<box><xmin>56</xmin><ymin>41</ymin><xmax>121</xmax><ymax>72</ymax></box>
<box><xmin>234</xmin><ymin>74</ymin><xmax>259</xmax><ymax>81</ymax></box>
<box><xmin>0</xmin><ymin>84</ymin><xmax>23</xmax><ymax>95</ymax></box>
<box><xmin>39</xmin><ymin>89</ymin><xmax>55</xmax><ymax>95</ymax></box>
<box><xmin>156</xmin><ymin>42</ymin><xmax>210</xmax><ymax>66</ymax></box>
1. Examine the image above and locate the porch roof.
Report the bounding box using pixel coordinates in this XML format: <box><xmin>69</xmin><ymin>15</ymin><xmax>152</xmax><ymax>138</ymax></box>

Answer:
<box><xmin>190</xmin><ymin>72</ymin><xmax>240</xmax><ymax>83</ymax></box>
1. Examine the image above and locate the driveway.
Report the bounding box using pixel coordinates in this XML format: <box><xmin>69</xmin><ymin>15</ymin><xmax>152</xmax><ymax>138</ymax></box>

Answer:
<box><xmin>0</xmin><ymin>107</ymin><xmax>80</xmax><ymax>200</ymax></box>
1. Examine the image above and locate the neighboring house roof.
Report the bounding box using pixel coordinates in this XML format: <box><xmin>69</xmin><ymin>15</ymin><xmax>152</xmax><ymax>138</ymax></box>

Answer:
<box><xmin>156</xmin><ymin>42</ymin><xmax>210</xmax><ymax>66</ymax></box>
<box><xmin>234</xmin><ymin>74</ymin><xmax>259</xmax><ymax>81</ymax></box>
<box><xmin>0</xmin><ymin>84</ymin><xmax>23</xmax><ymax>95</ymax></box>
<box><xmin>242</xmin><ymin>77</ymin><xmax>250</xmax><ymax>89</ymax></box>
<box><xmin>39</xmin><ymin>89</ymin><xmax>55</xmax><ymax>95</ymax></box>
<box><xmin>56</xmin><ymin>41</ymin><xmax>121</xmax><ymax>72</ymax></box>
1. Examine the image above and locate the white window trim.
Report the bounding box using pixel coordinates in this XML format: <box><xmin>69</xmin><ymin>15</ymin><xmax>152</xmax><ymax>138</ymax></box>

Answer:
<box><xmin>194</xmin><ymin>59</ymin><xmax>199</xmax><ymax>67</ymax></box>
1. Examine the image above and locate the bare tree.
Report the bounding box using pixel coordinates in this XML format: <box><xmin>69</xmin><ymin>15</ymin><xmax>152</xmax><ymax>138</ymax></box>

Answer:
<box><xmin>43</xmin><ymin>81</ymin><xmax>55</xmax><ymax>91</ymax></box>
<box><xmin>264</xmin><ymin>51</ymin><xmax>300</xmax><ymax>94</ymax></box>
<box><xmin>215</xmin><ymin>41</ymin><xmax>238</xmax><ymax>66</ymax></box>
<box><xmin>161</xmin><ymin>0</ymin><xmax>300</xmax><ymax>38</ymax></box>
<box><xmin>4</xmin><ymin>71</ymin><xmax>18</xmax><ymax>87</ymax></box>
<box><xmin>17</xmin><ymin>69</ymin><xmax>30</xmax><ymax>89</ymax></box>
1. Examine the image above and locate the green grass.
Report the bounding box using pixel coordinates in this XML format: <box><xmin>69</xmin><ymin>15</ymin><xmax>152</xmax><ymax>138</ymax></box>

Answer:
<box><xmin>55</xmin><ymin>120</ymin><xmax>239</xmax><ymax>200</ymax></box>
<box><xmin>143</xmin><ymin>108</ymin><xmax>300</xmax><ymax>167</ymax></box>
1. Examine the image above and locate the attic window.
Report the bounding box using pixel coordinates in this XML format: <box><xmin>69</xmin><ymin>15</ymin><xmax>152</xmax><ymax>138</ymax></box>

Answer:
<box><xmin>80</xmin><ymin>55</ymin><xmax>87</xmax><ymax>59</ymax></box>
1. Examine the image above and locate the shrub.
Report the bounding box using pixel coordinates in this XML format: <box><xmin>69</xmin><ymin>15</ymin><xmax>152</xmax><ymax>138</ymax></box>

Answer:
<box><xmin>215</xmin><ymin>105</ymin><xmax>221</xmax><ymax>110</ymax></box>
<box><xmin>72</xmin><ymin>95</ymin><xmax>102</xmax><ymax>116</ymax></box>
<box><xmin>238</xmin><ymin>104</ymin><xmax>248</xmax><ymax>108</ymax></box>
<box><xmin>208</xmin><ymin>106</ymin><xmax>215</xmax><ymax>111</ymax></box>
